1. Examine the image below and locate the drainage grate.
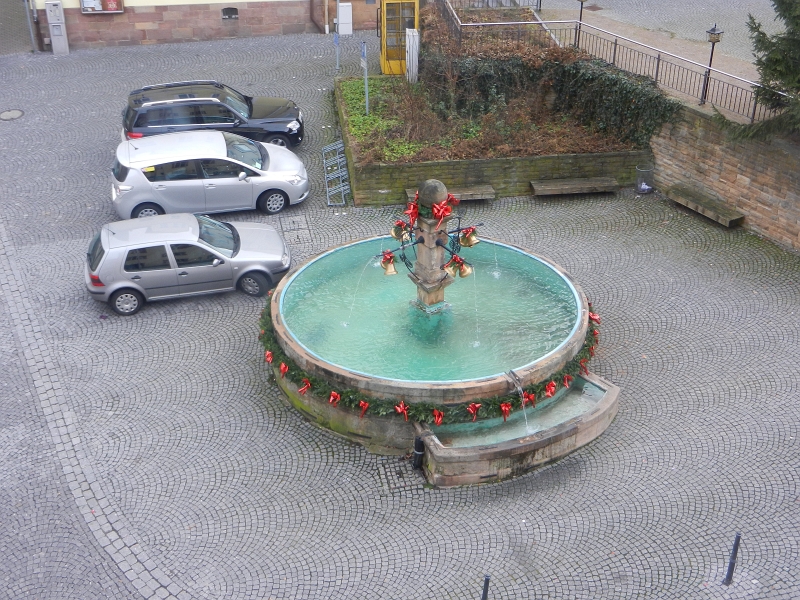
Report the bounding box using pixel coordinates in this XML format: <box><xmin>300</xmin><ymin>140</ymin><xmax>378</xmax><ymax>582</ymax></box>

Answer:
<box><xmin>0</xmin><ymin>109</ymin><xmax>24</xmax><ymax>121</ymax></box>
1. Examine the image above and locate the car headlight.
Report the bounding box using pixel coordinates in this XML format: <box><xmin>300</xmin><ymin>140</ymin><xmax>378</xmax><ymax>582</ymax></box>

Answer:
<box><xmin>287</xmin><ymin>120</ymin><xmax>300</xmax><ymax>133</ymax></box>
<box><xmin>281</xmin><ymin>250</ymin><xmax>290</xmax><ymax>267</ymax></box>
<box><xmin>286</xmin><ymin>173</ymin><xmax>305</xmax><ymax>186</ymax></box>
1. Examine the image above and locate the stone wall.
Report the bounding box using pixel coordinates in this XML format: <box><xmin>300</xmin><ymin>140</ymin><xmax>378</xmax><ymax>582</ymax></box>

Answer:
<box><xmin>652</xmin><ymin>105</ymin><xmax>800</xmax><ymax>251</ymax></box>
<box><xmin>38</xmin><ymin>2</ymin><xmax>315</xmax><ymax>49</ymax></box>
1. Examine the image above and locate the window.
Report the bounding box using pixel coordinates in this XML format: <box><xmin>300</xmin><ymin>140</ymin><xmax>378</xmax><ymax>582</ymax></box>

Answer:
<box><xmin>141</xmin><ymin>160</ymin><xmax>199</xmax><ymax>183</ymax></box>
<box><xmin>197</xmin><ymin>103</ymin><xmax>237</xmax><ymax>124</ymax></box>
<box><xmin>196</xmin><ymin>215</ymin><xmax>237</xmax><ymax>258</ymax></box>
<box><xmin>171</xmin><ymin>244</ymin><xmax>218</xmax><ymax>267</ymax></box>
<box><xmin>87</xmin><ymin>232</ymin><xmax>105</xmax><ymax>272</ymax></box>
<box><xmin>124</xmin><ymin>246</ymin><xmax>171</xmax><ymax>272</ymax></box>
<box><xmin>112</xmin><ymin>158</ymin><xmax>129</xmax><ymax>182</ymax></box>
<box><xmin>199</xmin><ymin>158</ymin><xmax>249</xmax><ymax>179</ymax></box>
<box><xmin>223</xmin><ymin>132</ymin><xmax>263</xmax><ymax>169</ymax></box>
<box><xmin>221</xmin><ymin>6</ymin><xmax>238</xmax><ymax>19</ymax></box>
<box><xmin>136</xmin><ymin>105</ymin><xmax>201</xmax><ymax>127</ymax></box>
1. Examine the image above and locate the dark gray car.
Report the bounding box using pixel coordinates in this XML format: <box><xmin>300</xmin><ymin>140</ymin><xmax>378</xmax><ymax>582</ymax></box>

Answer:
<box><xmin>85</xmin><ymin>213</ymin><xmax>291</xmax><ymax>315</ymax></box>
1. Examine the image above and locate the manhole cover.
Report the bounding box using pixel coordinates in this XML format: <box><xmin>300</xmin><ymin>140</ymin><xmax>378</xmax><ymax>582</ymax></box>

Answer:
<box><xmin>0</xmin><ymin>109</ymin><xmax>24</xmax><ymax>121</ymax></box>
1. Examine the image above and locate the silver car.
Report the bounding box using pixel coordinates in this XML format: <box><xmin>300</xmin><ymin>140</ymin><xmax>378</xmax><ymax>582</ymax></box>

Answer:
<box><xmin>112</xmin><ymin>130</ymin><xmax>309</xmax><ymax>219</ymax></box>
<box><xmin>85</xmin><ymin>213</ymin><xmax>291</xmax><ymax>315</ymax></box>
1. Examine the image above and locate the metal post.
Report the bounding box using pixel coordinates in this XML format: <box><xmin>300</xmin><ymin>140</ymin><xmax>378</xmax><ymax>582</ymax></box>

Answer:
<box><xmin>480</xmin><ymin>575</ymin><xmax>490</xmax><ymax>600</ymax></box>
<box><xmin>654</xmin><ymin>53</ymin><xmax>661</xmax><ymax>83</ymax></box>
<box><xmin>24</xmin><ymin>0</ymin><xmax>39</xmax><ymax>52</ymax></box>
<box><xmin>575</xmin><ymin>1</ymin><xmax>584</xmax><ymax>49</ymax></box>
<box><xmin>412</xmin><ymin>436</ymin><xmax>424</xmax><ymax>469</ymax></box>
<box><xmin>722</xmin><ymin>533</ymin><xmax>741</xmax><ymax>585</ymax></box>
<box><xmin>700</xmin><ymin>41</ymin><xmax>716</xmax><ymax>105</ymax></box>
<box><xmin>611</xmin><ymin>38</ymin><xmax>617</xmax><ymax>65</ymax></box>
<box><xmin>749</xmin><ymin>96</ymin><xmax>758</xmax><ymax>123</ymax></box>
<box><xmin>334</xmin><ymin>32</ymin><xmax>340</xmax><ymax>72</ymax></box>
<box><xmin>361</xmin><ymin>41</ymin><xmax>369</xmax><ymax>115</ymax></box>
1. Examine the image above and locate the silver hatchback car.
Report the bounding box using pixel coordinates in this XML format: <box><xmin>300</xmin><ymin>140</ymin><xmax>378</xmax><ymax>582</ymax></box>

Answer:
<box><xmin>112</xmin><ymin>130</ymin><xmax>309</xmax><ymax>219</ymax></box>
<box><xmin>85</xmin><ymin>213</ymin><xmax>291</xmax><ymax>315</ymax></box>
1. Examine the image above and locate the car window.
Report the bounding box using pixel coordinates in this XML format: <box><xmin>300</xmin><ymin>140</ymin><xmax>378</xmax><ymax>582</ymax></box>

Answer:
<box><xmin>196</xmin><ymin>215</ymin><xmax>236</xmax><ymax>258</ymax></box>
<box><xmin>87</xmin><ymin>232</ymin><xmax>105</xmax><ymax>272</ymax></box>
<box><xmin>141</xmin><ymin>160</ymin><xmax>199</xmax><ymax>183</ymax></box>
<box><xmin>199</xmin><ymin>158</ymin><xmax>251</xmax><ymax>179</ymax></box>
<box><xmin>112</xmin><ymin>159</ymin><xmax>129</xmax><ymax>182</ymax></box>
<box><xmin>222</xmin><ymin>132</ymin><xmax>263</xmax><ymax>170</ymax></box>
<box><xmin>137</xmin><ymin>105</ymin><xmax>201</xmax><ymax>127</ymax></box>
<box><xmin>220</xmin><ymin>86</ymin><xmax>250</xmax><ymax>119</ymax></box>
<box><xmin>171</xmin><ymin>244</ymin><xmax>218</xmax><ymax>267</ymax></box>
<box><xmin>197</xmin><ymin>103</ymin><xmax>237</xmax><ymax>124</ymax></box>
<box><xmin>124</xmin><ymin>246</ymin><xmax>171</xmax><ymax>272</ymax></box>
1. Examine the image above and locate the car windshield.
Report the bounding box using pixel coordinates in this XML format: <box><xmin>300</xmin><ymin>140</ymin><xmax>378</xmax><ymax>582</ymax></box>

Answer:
<box><xmin>221</xmin><ymin>86</ymin><xmax>250</xmax><ymax>120</ymax></box>
<box><xmin>223</xmin><ymin>132</ymin><xmax>263</xmax><ymax>170</ymax></box>
<box><xmin>196</xmin><ymin>215</ymin><xmax>239</xmax><ymax>258</ymax></box>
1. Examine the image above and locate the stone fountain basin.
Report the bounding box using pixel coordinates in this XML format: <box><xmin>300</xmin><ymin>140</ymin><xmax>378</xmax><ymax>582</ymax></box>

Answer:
<box><xmin>415</xmin><ymin>372</ymin><xmax>620</xmax><ymax>486</ymax></box>
<box><xmin>270</xmin><ymin>236</ymin><xmax>589</xmax><ymax>405</ymax></box>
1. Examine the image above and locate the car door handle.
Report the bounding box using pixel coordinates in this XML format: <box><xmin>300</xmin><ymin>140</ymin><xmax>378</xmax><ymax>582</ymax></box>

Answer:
<box><xmin>130</xmin><ymin>275</ymin><xmax>141</xmax><ymax>280</ymax></box>
<box><xmin>178</xmin><ymin>271</ymin><xmax>188</xmax><ymax>276</ymax></box>
<box><xmin>205</xmin><ymin>184</ymin><xmax>216</xmax><ymax>189</ymax></box>
<box><xmin>154</xmin><ymin>185</ymin><xmax>166</xmax><ymax>190</ymax></box>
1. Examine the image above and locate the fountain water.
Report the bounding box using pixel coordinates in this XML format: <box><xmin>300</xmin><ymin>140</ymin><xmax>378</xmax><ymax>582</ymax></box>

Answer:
<box><xmin>265</xmin><ymin>180</ymin><xmax>619</xmax><ymax>486</ymax></box>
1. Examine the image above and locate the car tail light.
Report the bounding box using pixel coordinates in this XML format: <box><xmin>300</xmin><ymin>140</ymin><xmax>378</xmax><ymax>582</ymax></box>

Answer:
<box><xmin>90</xmin><ymin>274</ymin><xmax>105</xmax><ymax>287</ymax></box>
<box><xmin>126</xmin><ymin>132</ymin><xmax>144</xmax><ymax>139</ymax></box>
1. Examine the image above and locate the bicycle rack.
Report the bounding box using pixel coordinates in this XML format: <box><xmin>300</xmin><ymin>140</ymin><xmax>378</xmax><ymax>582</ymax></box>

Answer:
<box><xmin>322</xmin><ymin>140</ymin><xmax>351</xmax><ymax>207</ymax></box>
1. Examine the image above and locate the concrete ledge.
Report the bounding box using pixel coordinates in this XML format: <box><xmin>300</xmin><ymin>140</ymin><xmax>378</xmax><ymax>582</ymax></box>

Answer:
<box><xmin>405</xmin><ymin>185</ymin><xmax>496</xmax><ymax>203</ymax></box>
<box><xmin>666</xmin><ymin>185</ymin><xmax>745</xmax><ymax>228</ymax></box>
<box><xmin>531</xmin><ymin>177</ymin><xmax>619</xmax><ymax>196</ymax></box>
<box><xmin>417</xmin><ymin>371</ymin><xmax>620</xmax><ymax>487</ymax></box>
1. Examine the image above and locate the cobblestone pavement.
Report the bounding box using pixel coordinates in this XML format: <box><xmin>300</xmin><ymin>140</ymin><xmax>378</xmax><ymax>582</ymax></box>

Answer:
<box><xmin>1</xmin><ymin>33</ymin><xmax>799</xmax><ymax>600</ymax></box>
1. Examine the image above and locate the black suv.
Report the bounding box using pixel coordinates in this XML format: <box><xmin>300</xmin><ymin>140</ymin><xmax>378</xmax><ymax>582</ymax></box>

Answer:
<box><xmin>122</xmin><ymin>80</ymin><xmax>304</xmax><ymax>148</ymax></box>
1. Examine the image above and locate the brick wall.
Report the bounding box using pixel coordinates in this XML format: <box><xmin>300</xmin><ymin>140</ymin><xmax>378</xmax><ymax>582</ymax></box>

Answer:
<box><xmin>38</xmin><ymin>1</ymin><xmax>316</xmax><ymax>49</ymax></box>
<box><xmin>652</xmin><ymin>105</ymin><xmax>800</xmax><ymax>251</ymax></box>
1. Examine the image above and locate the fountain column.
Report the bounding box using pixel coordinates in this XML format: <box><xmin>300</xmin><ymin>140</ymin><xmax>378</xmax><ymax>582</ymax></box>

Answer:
<box><xmin>409</xmin><ymin>179</ymin><xmax>454</xmax><ymax>312</ymax></box>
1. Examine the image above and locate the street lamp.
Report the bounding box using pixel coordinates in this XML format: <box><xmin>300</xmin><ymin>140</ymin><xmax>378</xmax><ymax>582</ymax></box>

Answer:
<box><xmin>575</xmin><ymin>0</ymin><xmax>586</xmax><ymax>49</ymax></box>
<box><xmin>699</xmin><ymin>24</ymin><xmax>723</xmax><ymax>105</ymax></box>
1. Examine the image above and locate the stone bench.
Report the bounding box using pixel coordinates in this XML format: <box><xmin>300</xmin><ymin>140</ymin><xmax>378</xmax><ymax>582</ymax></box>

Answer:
<box><xmin>530</xmin><ymin>177</ymin><xmax>619</xmax><ymax>196</ymax></box>
<box><xmin>666</xmin><ymin>185</ymin><xmax>745</xmax><ymax>228</ymax></box>
<box><xmin>405</xmin><ymin>184</ymin><xmax>496</xmax><ymax>203</ymax></box>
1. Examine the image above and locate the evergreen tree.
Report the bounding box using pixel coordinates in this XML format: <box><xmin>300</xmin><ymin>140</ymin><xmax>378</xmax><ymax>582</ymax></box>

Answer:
<box><xmin>715</xmin><ymin>0</ymin><xmax>800</xmax><ymax>139</ymax></box>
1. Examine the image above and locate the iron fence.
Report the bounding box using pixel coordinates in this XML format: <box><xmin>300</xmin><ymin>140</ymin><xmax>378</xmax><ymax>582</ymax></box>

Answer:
<box><xmin>435</xmin><ymin>0</ymin><xmax>784</xmax><ymax>122</ymax></box>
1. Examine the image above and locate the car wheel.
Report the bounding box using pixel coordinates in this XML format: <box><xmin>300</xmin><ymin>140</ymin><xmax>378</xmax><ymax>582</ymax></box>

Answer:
<box><xmin>109</xmin><ymin>289</ymin><xmax>144</xmax><ymax>316</ymax></box>
<box><xmin>257</xmin><ymin>190</ymin><xmax>288</xmax><ymax>214</ymax></box>
<box><xmin>239</xmin><ymin>272</ymin><xmax>271</xmax><ymax>297</ymax></box>
<box><xmin>131</xmin><ymin>203</ymin><xmax>164</xmax><ymax>219</ymax></box>
<box><xmin>264</xmin><ymin>134</ymin><xmax>290</xmax><ymax>147</ymax></box>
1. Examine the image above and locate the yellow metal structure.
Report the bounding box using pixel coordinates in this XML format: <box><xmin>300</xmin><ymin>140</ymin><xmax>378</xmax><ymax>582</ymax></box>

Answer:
<box><xmin>378</xmin><ymin>0</ymin><xmax>418</xmax><ymax>75</ymax></box>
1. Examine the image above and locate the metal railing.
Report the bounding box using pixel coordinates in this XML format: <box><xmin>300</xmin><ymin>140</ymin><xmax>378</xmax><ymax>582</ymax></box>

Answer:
<box><xmin>436</xmin><ymin>0</ymin><xmax>784</xmax><ymax>122</ymax></box>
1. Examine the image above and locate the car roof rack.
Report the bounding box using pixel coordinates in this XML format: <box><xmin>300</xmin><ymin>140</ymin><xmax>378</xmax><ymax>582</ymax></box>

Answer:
<box><xmin>140</xmin><ymin>97</ymin><xmax>222</xmax><ymax>107</ymax></box>
<box><xmin>132</xmin><ymin>80</ymin><xmax>222</xmax><ymax>94</ymax></box>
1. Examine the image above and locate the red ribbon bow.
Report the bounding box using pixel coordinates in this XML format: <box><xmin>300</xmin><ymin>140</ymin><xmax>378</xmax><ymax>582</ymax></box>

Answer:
<box><xmin>589</xmin><ymin>345</ymin><xmax>595</xmax><ymax>357</ymax></box>
<box><xmin>265</xmin><ymin>350</ymin><xmax>273</xmax><ymax>363</ymax></box>
<box><xmin>432</xmin><ymin>200</ymin><xmax>453</xmax><ymax>231</ymax></box>
<box><xmin>563</xmin><ymin>374</ymin><xmax>574</xmax><ymax>388</ymax></box>
<box><xmin>432</xmin><ymin>409</ymin><xmax>444</xmax><ymax>426</ymax></box>
<box><xmin>466</xmin><ymin>403</ymin><xmax>482</xmax><ymax>422</ymax></box>
<box><xmin>500</xmin><ymin>402</ymin><xmax>512</xmax><ymax>422</ymax></box>
<box><xmin>404</xmin><ymin>202</ymin><xmax>419</xmax><ymax>228</ymax></box>
<box><xmin>298</xmin><ymin>378</ymin><xmax>311</xmax><ymax>395</ymax></box>
<box><xmin>446</xmin><ymin>193</ymin><xmax>460</xmax><ymax>206</ymax></box>
<box><xmin>522</xmin><ymin>391</ymin><xmax>536</xmax><ymax>408</ymax></box>
<box><xmin>279</xmin><ymin>362</ymin><xmax>289</xmax><ymax>378</ymax></box>
<box><xmin>545</xmin><ymin>381</ymin><xmax>557</xmax><ymax>398</ymax></box>
<box><xmin>444</xmin><ymin>255</ymin><xmax>464</xmax><ymax>271</ymax></box>
<box><xmin>395</xmin><ymin>401</ymin><xmax>409</xmax><ymax>421</ymax></box>
<box><xmin>589</xmin><ymin>312</ymin><xmax>601</xmax><ymax>324</ymax></box>
<box><xmin>381</xmin><ymin>250</ymin><xmax>395</xmax><ymax>265</ymax></box>
<box><xmin>579</xmin><ymin>358</ymin><xmax>589</xmax><ymax>375</ymax></box>
<box><xmin>328</xmin><ymin>391</ymin><xmax>341</xmax><ymax>407</ymax></box>
<box><xmin>461</xmin><ymin>226</ymin><xmax>476</xmax><ymax>237</ymax></box>
<box><xmin>359</xmin><ymin>400</ymin><xmax>369</xmax><ymax>418</ymax></box>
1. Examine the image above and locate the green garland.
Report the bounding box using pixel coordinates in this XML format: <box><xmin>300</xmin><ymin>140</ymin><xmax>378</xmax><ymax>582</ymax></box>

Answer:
<box><xmin>259</xmin><ymin>297</ymin><xmax>601</xmax><ymax>425</ymax></box>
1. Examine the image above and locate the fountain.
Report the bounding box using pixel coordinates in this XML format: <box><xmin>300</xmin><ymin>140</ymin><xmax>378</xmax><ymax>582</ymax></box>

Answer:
<box><xmin>263</xmin><ymin>180</ymin><xmax>619</xmax><ymax>486</ymax></box>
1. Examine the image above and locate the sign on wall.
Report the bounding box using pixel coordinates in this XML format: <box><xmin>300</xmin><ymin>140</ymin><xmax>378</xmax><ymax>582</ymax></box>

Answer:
<box><xmin>80</xmin><ymin>0</ymin><xmax>124</xmax><ymax>14</ymax></box>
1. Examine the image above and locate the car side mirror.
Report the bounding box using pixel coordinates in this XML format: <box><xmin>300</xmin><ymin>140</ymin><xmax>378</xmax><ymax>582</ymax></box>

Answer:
<box><xmin>233</xmin><ymin>118</ymin><xmax>243</xmax><ymax>127</ymax></box>
<box><xmin>212</xmin><ymin>258</ymin><xmax>223</xmax><ymax>267</ymax></box>
<box><xmin>238</xmin><ymin>172</ymin><xmax>248</xmax><ymax>181</ymax></box>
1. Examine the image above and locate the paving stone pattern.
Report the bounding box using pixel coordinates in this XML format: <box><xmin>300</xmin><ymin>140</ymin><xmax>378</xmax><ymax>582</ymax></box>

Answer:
<box><xmin>1</xmin><ymin>33</ymin><xmax>799</xmax><ymax>599</ymax></box>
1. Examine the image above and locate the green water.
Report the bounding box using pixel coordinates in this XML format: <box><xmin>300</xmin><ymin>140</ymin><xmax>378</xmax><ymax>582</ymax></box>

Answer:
<box><xmin>279</xmin><ymin>238</ymin><xmax>580</xmax><ymax>382</ymax></box>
